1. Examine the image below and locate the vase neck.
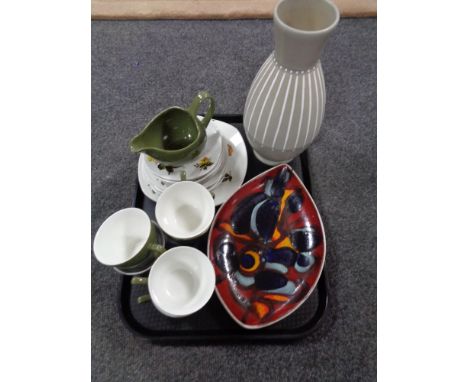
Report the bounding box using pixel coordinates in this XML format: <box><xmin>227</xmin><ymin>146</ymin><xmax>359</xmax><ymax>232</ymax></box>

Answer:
<box><xmin>273</xmin><ymin>0</ymin><xmax>340</xmax><ymax>71</ymax></box>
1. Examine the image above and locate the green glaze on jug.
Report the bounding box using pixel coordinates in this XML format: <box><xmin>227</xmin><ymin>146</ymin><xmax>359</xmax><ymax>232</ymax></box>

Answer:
<box><xmin>130</xmin><ymin>91</ymin><xmax>215</xmax><ymax>164</ymax></box>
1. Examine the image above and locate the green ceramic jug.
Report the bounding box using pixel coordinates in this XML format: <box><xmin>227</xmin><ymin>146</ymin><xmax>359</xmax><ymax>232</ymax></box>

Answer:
<box><xmin>130</xmin><ymin>91</ymin><xmax>215</xmax><ymax>164</ymax></box>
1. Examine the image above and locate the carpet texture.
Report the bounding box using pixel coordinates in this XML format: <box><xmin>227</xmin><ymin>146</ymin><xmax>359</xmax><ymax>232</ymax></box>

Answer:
<box><xmin>92</xmin><ymin>0</ymin><xmax>377</xmax><ymax>20</ymax></box>
<box><xmin>92</xmin><ymin>18</ymin><xmax>376</xmax><ymax>381</ymax></box>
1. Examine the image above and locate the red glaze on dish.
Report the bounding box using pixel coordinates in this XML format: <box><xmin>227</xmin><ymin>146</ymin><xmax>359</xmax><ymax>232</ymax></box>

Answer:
<box><xmin>208</xmin><ymin>164</ymin><xmax>326</xmax><ymax>329</ymax></box>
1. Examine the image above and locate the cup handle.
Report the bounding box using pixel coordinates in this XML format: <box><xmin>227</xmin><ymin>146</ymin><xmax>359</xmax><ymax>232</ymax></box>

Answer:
<box><xmin>148</xmin><ymin>243</ymin><xmax>165</xmax><ymax>258</ymax></box>
<box><xmin>137</xmin><ymin>294</ymin><xmax>151</xmax><ymax>304</ymax></box>
<box><xmin>187</xmin><ymin>91</ymin><xmax>215</xmax><ymax>130</ymax></box>
<box><xmin>131</xmin><ymin>277</ymin><xmax>152</xmax><ymax>304</ymax></box>
<box><xmin>131</xmin><ymin>276</ymin><xmax>148</xmax><ymax>285</ymax></box>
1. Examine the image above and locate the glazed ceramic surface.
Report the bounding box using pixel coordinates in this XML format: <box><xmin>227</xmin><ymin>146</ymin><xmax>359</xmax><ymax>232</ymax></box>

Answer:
<box><xmin>243</xmin><ymin>0</ymin><xmax>339</xmax><ymax>165</ymax></box>
<box><xmin>141</xmin><ymin>121</ymin><xmax>228</xmax><ymax>192</ymax></box>
<box><xmin>142</xmin><ymin>149</ymin><xmax>227</xmax><ymax>194</ymax></box>
<box><xmin>138</xmin><ymin>118</ymin><xmax>248</xmax><ymax>206</ymax></box>
<box><xmin>130</xmin><ymin>91</ymin><xmax>215</xmax><ymax>164</ymax></box>
<box><xmin>208</xmin><ymin>165</ymin><xmax>326</xmax><ymax>329</ymax></box>
<box><xmin>144</xmin><ymin>123</ymin><xmax>224</xmax><ymax>182</ymax></box>
<box><xmin>141</xmin><ymin>247</ymin><xmax>216</xmax><ymax>317</ymax></box>
<box><xmin>113</xmin><ymin>220</ymin><xmax>166</xmax><ymax>276</ymax></box>
<box><xmin>155</xmin><ymin>181</ymin><xmax>215</xmax><ymax>241</ymax></box>
<box><xmin>93</xmin><ymin>208</ymin><xmax>165</xmax><ymax>269</ymax></box>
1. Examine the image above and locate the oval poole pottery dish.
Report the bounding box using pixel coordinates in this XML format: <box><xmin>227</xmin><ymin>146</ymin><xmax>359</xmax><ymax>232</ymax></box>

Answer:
<box><xmin>208</xmin><ymin>164</ymin><xmax>326</xmax><ymax>329</ymax></box>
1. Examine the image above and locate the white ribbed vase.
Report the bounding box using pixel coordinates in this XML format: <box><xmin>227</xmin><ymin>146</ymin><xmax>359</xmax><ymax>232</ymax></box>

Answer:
<box><xmin>244</xmin><ymin>0</ymin><xmax>339</xmax><ymax>165</ymax></box>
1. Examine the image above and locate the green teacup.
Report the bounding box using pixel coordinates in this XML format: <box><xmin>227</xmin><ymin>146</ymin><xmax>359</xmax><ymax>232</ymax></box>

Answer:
<box><xmin>93</xmin><ymin>208</ymin><xmax>166</xmax><ymax>275</ymax></box>
<box><xmin>130</xmin><ymin>91</ymin><xmax>215</xmax><ymax>165</ymax></box>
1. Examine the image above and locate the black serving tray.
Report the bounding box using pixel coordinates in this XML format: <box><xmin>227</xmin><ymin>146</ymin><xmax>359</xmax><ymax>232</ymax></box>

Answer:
<box><xmin>119</xmin><ymin>114</ymin><xmax>328</xmax><ymax>343</ymax></box>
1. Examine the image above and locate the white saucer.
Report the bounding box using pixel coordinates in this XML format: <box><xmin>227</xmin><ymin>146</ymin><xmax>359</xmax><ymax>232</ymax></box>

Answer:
<box><xmin>144</xmin><ymin>123</ymin><xmax>223</xmax><ymax>182</ymax></box>
<box><xmin>142</xmin><ymin>141</ymin><xmax>228</xmax><ymax>193</ymax></box>
<box><xmin>138</xmin><ymin>118</ymin><xmax>248</xmax><ymax>206</ymax></box>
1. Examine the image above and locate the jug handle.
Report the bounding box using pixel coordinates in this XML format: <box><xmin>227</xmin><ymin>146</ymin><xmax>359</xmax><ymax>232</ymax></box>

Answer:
<box><xmin>187</xmin><ymin>91</ymin><xmax>215</xmax><ymax>130</ymax></box>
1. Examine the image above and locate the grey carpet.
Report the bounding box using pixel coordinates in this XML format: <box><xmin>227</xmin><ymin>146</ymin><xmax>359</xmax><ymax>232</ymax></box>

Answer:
<box><xmin>92</xmin><ymin>18</ymin><xmax>376</xmax><ymax>381</ymax></box>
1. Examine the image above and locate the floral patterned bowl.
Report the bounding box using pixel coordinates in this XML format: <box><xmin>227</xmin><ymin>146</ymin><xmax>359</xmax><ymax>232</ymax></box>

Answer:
<box><xmin>208</xmin><ymin>164</ymin><xmax>326</xmax><ymax>329</ymax></box>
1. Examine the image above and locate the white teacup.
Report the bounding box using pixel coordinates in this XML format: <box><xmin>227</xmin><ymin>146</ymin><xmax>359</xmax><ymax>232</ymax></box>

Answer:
<box><xmin>131</xmin><ymin>246</ymin><xmax>216</xmax><ymax>318</ymax></box>
<box><xmin>93</xmin><ymin>208</ymin><xmax>166</xmax><ymax>275</ymax></box>
<box><xmin>155</xmin><ymin>181</ymin><xmax>215</xmax><ymax>240</ymax></box>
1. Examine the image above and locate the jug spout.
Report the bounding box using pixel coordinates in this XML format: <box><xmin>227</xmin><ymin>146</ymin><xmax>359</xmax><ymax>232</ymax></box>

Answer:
<box><xmin>129</xmin><ymin>90</ymin><xmax>216</xmax><ymax>164</ymax></box>
<box><xmin>129</xmin><ymin>134</ymin><xmax>147</xmax><ymax>154</ymax></box>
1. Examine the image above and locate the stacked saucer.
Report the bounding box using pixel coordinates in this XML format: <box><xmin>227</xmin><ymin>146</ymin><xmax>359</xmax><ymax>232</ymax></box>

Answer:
<box><xmin>140</xmin><ymin>123</ymin><xmax>227</xmax><ymax>196</ymax></box>
<box><xmin>138</xmin><ymin>118</ymin><xmax>248</xmax><ymax>206</ymax></box>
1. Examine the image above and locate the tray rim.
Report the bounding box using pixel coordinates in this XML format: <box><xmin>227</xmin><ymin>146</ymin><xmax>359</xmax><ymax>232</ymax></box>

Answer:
<box><xmin>118</xmin><ymin>113</ymin><xmax>329</xmax><ymax>343</ymax></box>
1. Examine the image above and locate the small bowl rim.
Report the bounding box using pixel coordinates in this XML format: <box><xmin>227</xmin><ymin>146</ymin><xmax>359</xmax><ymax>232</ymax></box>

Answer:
<box><xmin>155</xmin><ymin>181</ymin><xmax>215</xmax><ymax>240</ymax></box>
<box><xmin>147</xmin><ymin>246</ymin><xmax>215</xmax><ymax>317</ymax></box>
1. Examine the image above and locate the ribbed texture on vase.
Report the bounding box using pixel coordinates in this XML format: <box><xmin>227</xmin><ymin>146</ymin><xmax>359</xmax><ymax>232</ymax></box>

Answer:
<box><xmin>243</xmin><ymin>53</ymin><xmax>326</xmax><ymax>164</ymax></box>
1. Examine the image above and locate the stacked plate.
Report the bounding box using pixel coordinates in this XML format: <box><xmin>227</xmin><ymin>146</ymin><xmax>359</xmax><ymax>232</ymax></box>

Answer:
<box><xmin>138</xmin><ymin>118</ymin><xmax>248</xmax><ymax>206</ymax></box>
<box><xmin>142</xmin><ymin>125</ymin><xmax>227</xmax><ymax>194</ymax></box>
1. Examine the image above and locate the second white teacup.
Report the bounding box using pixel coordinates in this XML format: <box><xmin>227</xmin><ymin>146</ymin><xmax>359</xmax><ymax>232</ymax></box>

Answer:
<box><xmin>131</xmin><ymin>246</ymin><xmax>216</xmax><ymax>318</ymax></box>
<box><xmin>155</xmin><ymin>181</ymin><xmax>215</xmax><ymax>241</ymax></box>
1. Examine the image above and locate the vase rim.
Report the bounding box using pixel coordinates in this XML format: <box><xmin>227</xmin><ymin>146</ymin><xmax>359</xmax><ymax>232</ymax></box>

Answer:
<box><xmin>274</xmin><ymin>0</ymin><xmax>340</xmax><ymax>36</ymax></box>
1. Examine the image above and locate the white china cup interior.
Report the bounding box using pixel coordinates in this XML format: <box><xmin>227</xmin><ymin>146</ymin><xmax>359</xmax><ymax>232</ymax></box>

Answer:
<box><xmin>148</xmin><ymin>246</ymin><xmax>215</xmax><ymax>317</ymax></box>
<box><xmin>155</xmin><ymin>181</ymin><xmax>215</xmax><ymax>240</ymax></box>
<box><xmin>93</xmin><ymin>208</ymin><xmax>151</xmax><ymax>266</ymax></box>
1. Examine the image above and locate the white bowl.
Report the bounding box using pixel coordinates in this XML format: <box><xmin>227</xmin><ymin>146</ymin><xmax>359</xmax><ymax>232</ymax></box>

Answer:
<box><xmin>93</xmin><ymin>208</ymin><xmax>151</xmax><ymax>266</ymax></box>
<box><xmin>148</xmin><ymin>247</ymin><xmax>215</xmax><ymax>317</ymax></box>
<box><xmin>155</xmin><ymin>181</ymin><xmax>215</xmax><ymax>240</ymax></box>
